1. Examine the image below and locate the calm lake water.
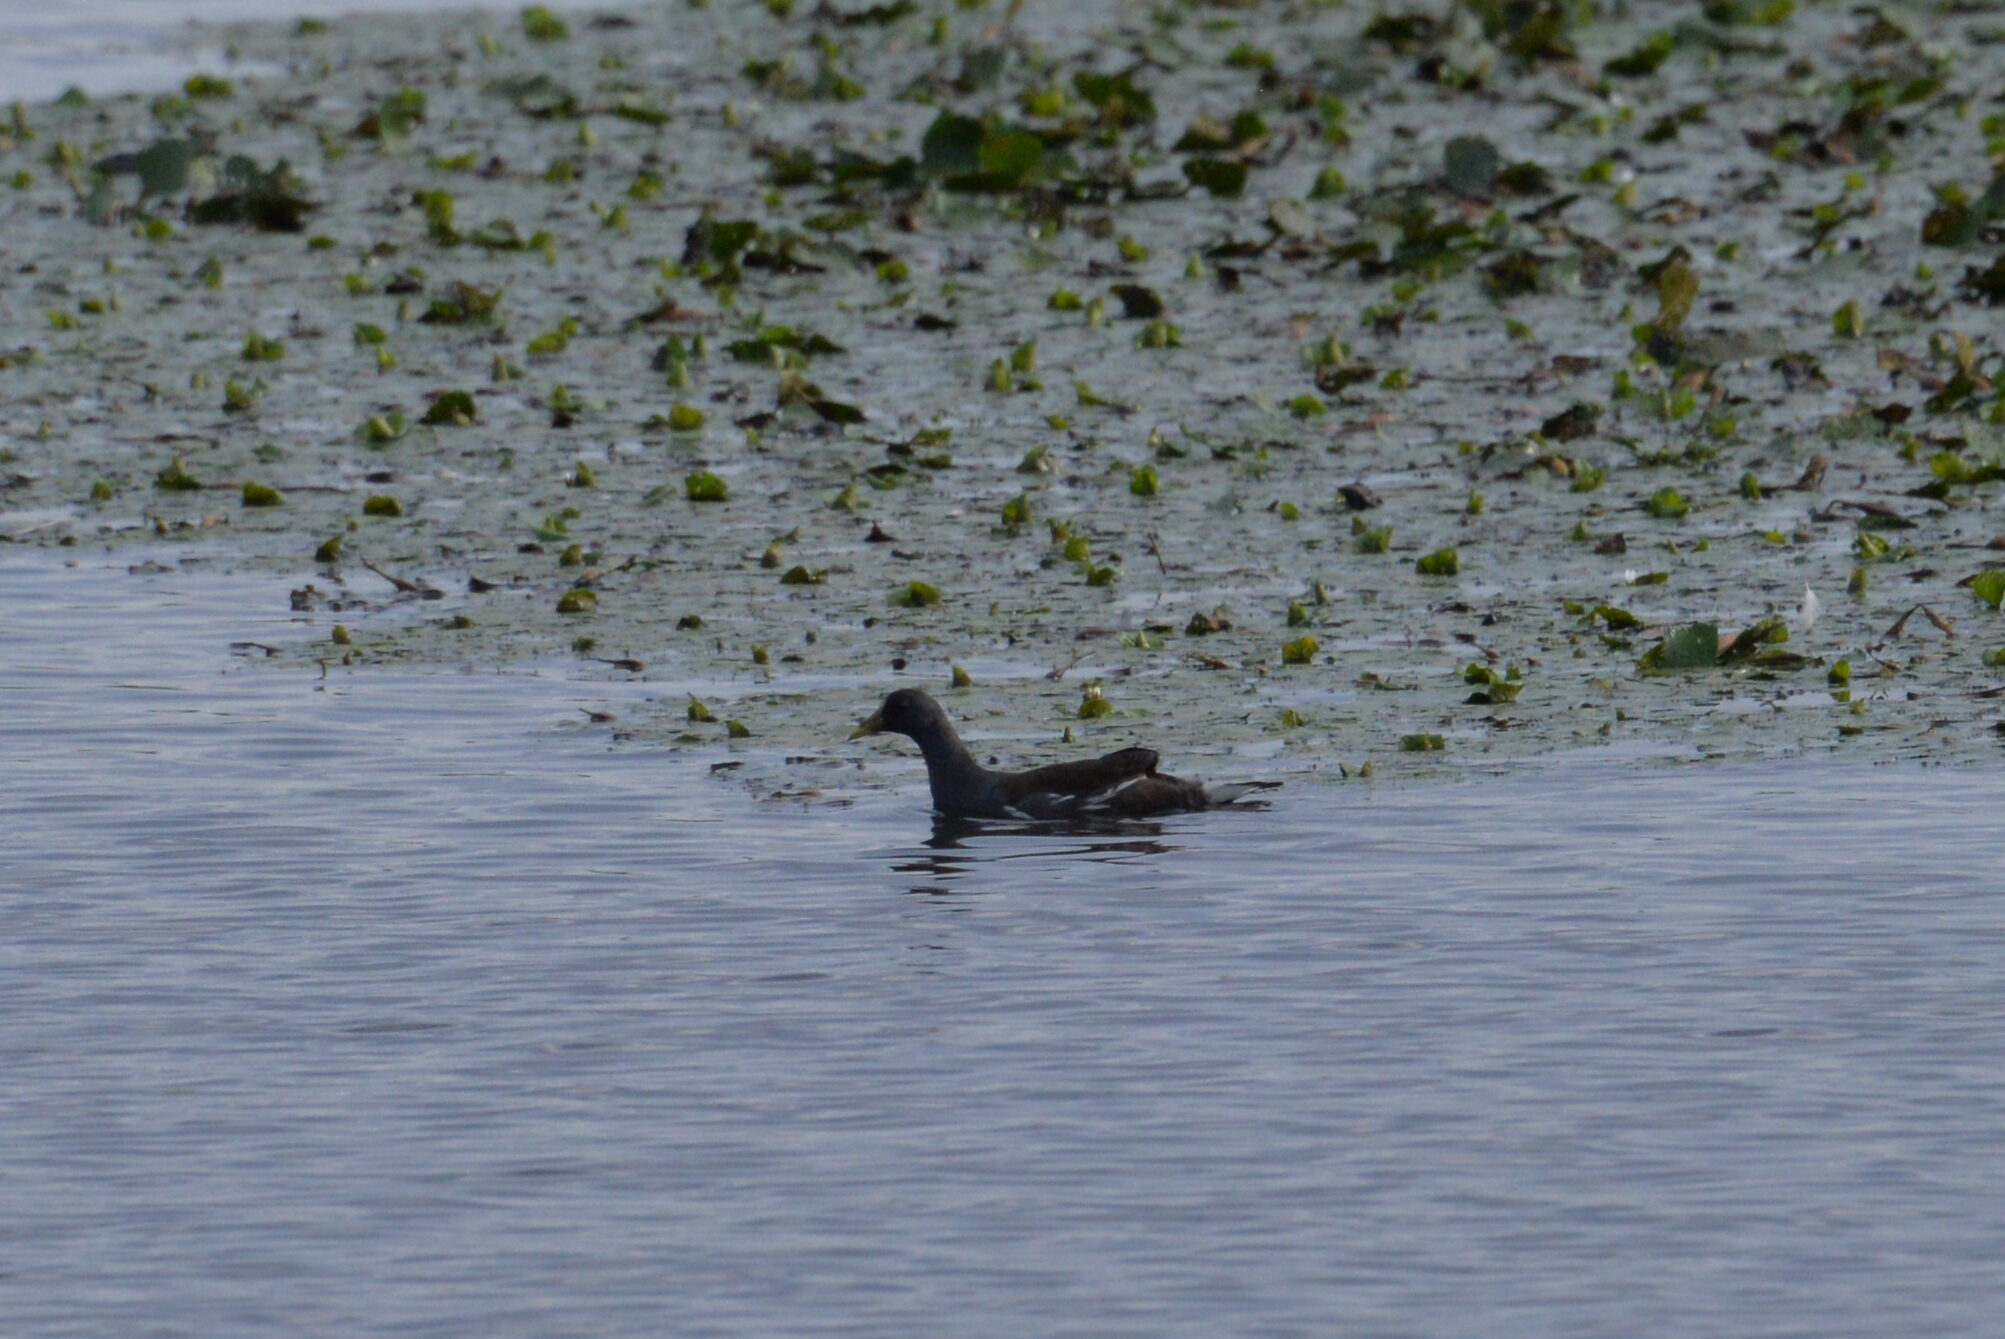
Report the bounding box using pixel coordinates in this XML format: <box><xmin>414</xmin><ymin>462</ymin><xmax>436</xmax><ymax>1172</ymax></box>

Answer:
<box><xmin>5</xmin><ymin>550</ymin><xmax>2005</xmax><ymax>1337</ymax></box>
<box><xmin>1</xmin><ymin>0</ymin><xmax>625</xmax><ymax>102</ymax></box>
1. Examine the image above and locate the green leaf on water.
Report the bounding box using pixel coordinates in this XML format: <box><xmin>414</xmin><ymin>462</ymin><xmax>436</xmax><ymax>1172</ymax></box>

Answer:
<box><xmin>1719</xmin><ymin>616</ymin><xmax>1788</xmax><ymax>662</ymax></box>
<box><xmin>1637</xmin><ymin>622</ymin><xmax>1719</xmax><ymax>672</ymax></box>
<box><xmin>1970</xmin><ymin>570</ymin><xmax>2005</xmax><ymax>609</ymax></box>
<box><xmin>686</xmin><ymin>471</ymin><xmax>728</xmax><ymax>502</ymax></box>
<box><xmin>1182</xmin><ymin>157</ymin><xmax>1248</xmax><ymax>197</ymax></box>
<box><xmin>124</xmin><ymin>138</ymin><xmax>200</xmax><ymax>196</ymax></box>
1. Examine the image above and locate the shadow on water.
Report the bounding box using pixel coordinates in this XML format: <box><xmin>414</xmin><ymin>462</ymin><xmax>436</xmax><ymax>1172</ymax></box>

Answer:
<box><xmin>892</xmin><ymin>814</ymin><xmax>1186</xmax><ymax>897</ymax></box>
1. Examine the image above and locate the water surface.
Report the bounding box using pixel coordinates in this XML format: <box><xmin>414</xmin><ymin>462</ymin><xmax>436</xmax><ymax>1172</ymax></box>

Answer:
<box><xmin>1</xmin><ymin>0</ymin><xmax>617</xmax><ymax>101</ymax></box>
<box><xmin>4</xmin><ymin>553</ymin><xmax>2003</xmax><ymax>1337</ymax></box>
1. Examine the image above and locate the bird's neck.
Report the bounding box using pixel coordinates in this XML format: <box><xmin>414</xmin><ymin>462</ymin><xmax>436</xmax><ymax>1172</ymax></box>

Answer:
<box><xmin>912</xmin><ymin>726</ymin><xmax>988</xmax><ymax>808</ymax></box>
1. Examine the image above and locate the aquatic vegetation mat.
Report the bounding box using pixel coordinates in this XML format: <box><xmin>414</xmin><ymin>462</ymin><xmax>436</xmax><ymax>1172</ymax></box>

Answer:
<box><xmin>8</xmin><ymin>0</ymin><xmax>2005</xmax><ymax>789</ymax></box>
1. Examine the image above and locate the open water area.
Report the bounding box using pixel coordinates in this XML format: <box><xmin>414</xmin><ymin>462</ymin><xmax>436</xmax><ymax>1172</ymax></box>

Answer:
<box><xmin>9</xmin><ymin>2</ymin><xmax>2005</xmax><ymax>1335</ymax></box>
<box><xmin>7</xmin><ymin>551</ymin><xmax>2005</xmax><ymax>1337</ymax></box>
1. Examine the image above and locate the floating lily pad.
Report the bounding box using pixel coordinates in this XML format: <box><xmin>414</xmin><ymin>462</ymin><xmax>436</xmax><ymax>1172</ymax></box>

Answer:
<box><xmin>1638</xmin><ymin>623</ymin><xmax>1721</xmax><ymax>673</ymax></box>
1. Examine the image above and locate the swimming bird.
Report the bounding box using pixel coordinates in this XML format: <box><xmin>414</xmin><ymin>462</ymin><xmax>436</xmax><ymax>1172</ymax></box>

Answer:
<box><xmin>851</xmin><ymin>687</ymin><xmax>1280</xmax><ymax>820</ymax></box>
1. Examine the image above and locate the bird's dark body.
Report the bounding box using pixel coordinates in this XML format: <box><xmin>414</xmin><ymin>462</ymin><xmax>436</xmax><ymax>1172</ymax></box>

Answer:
<box><xmin>852</xmin><ymin>688</ymin><xmax>1277</xmax><ymax>820</ymax></box>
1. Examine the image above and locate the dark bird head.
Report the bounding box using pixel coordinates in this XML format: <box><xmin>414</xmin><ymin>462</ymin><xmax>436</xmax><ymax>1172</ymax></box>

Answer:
<box><xmin>851</xmin><ymin>687</ymin><xmax>948</xmax><ymax>742</ymax></box>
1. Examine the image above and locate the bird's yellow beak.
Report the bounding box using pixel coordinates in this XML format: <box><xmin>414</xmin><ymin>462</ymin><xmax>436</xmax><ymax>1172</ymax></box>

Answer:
<box><xmin>850</xmin><ymin>710</ymin><xmax>885</xmax><ymax>740</ymax></box>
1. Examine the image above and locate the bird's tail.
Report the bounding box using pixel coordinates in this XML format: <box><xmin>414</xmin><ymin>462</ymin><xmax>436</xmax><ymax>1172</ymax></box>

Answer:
<box><xmin>1204</xmin><ymin>780</ymin><xmax>1282</xmax><ymax>807</ymax></box>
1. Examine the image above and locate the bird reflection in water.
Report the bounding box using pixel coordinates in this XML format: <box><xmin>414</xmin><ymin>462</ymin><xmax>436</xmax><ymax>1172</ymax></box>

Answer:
<box><xmin>896</xmin><ymin>815</ymin><xmax>1182</xmax><ymax>897</ymax></box>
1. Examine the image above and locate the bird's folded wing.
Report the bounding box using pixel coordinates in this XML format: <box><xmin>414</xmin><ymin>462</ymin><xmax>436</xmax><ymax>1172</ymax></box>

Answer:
<box><xmin>1085</xmin><ymin>774</ymin><xmax>1211</xmax><ymax>818</ymax></box>
<box><xmin>997</xmin><ymin>747</ymin><xmax>1159</xmax><ymax>807</ymax></box>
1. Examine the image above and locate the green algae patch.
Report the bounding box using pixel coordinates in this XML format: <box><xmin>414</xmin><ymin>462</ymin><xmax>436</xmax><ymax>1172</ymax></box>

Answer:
<box><xmin>1415</xmin><ymin>548</ymin><xmax>1460</xmax><ymax>577</ymax></box>
<box><xmin>240</xmin><ymin>482</ymin><xmax>283</xmax><ymax>507</ymax></box>
<box><xmin>154</xmin><ymin>457</ymin><xmax>202</xmax><ymax>492</ymax></box>
<box><xmin>685</xmin><ymin>472</ymin><xmax>728</xmax><ymax>503</ymax></box>
<box><xmin>1644</xmin><ymin>488</ymin><xmax>1691</xmax><ymax>521</ymax></box>
<box><xmin>890</xmin><ymin>581</ymin><xmax>942</xmax><ymax>608</ymax></box>
<box><xmin>419</xmin><ymin>391</ymin><xmax>478</xmax><ymax>427</ymax></box>
<box><xmin>556</xmin><ymin>589</ymin><xmax>597</xmax><ymax>615</ymax></box>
